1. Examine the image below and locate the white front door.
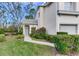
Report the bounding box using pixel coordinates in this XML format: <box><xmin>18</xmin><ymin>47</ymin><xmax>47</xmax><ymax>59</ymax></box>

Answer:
<box><xmin>59</xmin><ymin>24</ymin><xmax>77</xmax><ymax>34</ymax></box>
<box><xmin>25</xmin><ymin>26</ymin><xmax>29</xmax><ymax>36</ymax></box>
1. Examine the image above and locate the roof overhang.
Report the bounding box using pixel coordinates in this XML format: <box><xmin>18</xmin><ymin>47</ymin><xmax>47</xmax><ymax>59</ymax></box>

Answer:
<box><xmin>58</xmin><ymin>10</ymin><xmax>79</xmax><ymax>16</ymax></box>
<box><xmin>23</xmin><ymin>19</ymin><xmax>38</xmax><ymax>25</ymax></box>
<box><xmin>37</xmin><ymin>2</ymin><xmax>52</xmax><ymax>10</ymax></box>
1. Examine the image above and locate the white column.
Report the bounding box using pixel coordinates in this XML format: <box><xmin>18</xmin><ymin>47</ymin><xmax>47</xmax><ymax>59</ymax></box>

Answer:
<box><xmin>23</xmin><ymin>25</ymin><xmax>32</xmax><ymax>41</ymax></box>
<box><xmin>23</xmin><ymin>25</ymin><xmax>26</xmax><ymax>36</ymax></box>
<box><xmin>77</xmin><ymin>24</ymin><xmax>79</xmax><ymax>34</ymax></box>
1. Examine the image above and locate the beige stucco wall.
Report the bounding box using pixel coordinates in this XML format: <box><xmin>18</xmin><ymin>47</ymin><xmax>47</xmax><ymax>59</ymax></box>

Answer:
<box><xmin>44</xmin><ymin>3</ymin><xmax>57</xmax><ymax>35</ymax></box>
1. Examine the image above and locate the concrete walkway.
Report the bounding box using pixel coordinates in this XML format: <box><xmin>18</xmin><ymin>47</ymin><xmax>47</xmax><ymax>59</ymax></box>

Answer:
<box><xmin>24</xmin><ymin>36</ymin><xmax>32</xmax><ymax>41</ymax></box>
<box><xmin>24</xmin><ymin>36</ymin><xmax>55</xmax><ymax>47</ymax></box>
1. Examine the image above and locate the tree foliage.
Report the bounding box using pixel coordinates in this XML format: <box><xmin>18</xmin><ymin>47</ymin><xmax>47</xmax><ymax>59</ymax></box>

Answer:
<box><xmin>0</xmin><ymin>2</ymin><xmax>43</xmax><ymax>29</ymax></box>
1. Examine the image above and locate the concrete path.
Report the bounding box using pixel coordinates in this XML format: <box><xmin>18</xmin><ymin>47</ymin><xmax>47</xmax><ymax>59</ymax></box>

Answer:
<box><xmin>24</xmin><ymin>36</ymin><xmax>55</xmax><ymax>47</ymax></box>
<box><xmin>24</xmin><ymin>35</ymin><xmax>32</xmax><ymax>41</ymax></box>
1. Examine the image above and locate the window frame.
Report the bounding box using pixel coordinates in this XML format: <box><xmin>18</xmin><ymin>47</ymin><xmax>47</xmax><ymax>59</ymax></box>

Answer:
<box><xmin>64</xmin><ymin>2</ymin><xmax>76</xmax><ymax>11</ymax></box>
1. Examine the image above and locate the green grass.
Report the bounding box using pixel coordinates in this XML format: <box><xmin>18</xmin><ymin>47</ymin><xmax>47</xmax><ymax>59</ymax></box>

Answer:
<box><xmin>0</xmin><ymin>36</ymin><xmax>53</xmax><ymax>56</ymax></box>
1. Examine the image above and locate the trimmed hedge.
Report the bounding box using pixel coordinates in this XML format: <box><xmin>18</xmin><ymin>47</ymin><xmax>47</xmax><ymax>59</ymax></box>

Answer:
<box><xmin>57</xmin><ymin>32</ymin><xmax>68</xmax><ymax>35</ymax></box>
<box><xmin>49</xmin><ymin>35</ymin><xmax>79</xmax><ymax>54</ymax></box>
<box><xmin>30</xmin><ymin>27</ymin><xmax>79</xmax><ymax>55</ymax></box>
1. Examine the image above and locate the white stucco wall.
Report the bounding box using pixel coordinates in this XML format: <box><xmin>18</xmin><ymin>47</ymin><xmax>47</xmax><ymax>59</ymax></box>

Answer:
<box><xmin>37</xmin><ymin>7</ymin><xmax>45</xmax><ymax>28</ymax></box>
<box><xmin>44</xmin><ymin>3</ymin><xmax>57</xmax><ymax>35</ymax></box>
<box><xmin>76</xmin><ymin>2</ymin><xmax>79</xmax><ymax>11</ymax></box>
<box><xmin>57</xmin><ymin>15</ymin><xmax>79</xmax><ymax>34</ymax></box>
<box><xmin>56</xmin><ymin>2</ymin><xmax>79</xmax><ymax>34</ymax></box>
<box><xmin>58</xmin><ymin>2</ymin><xmax>64</xmax><ymax>10</ymax></box>
<box><xmin>58</xmin><ymin>2</ymin><xmax>79</xmax><ymax>11</ymax></box>
<box><xmin>57</xmin><ymin>15</ymin><xmax>79</xmax><ymax>24</ymax></box>
<box><xmin>35</xmin><ymin>2</ymin><xmax>79</xmax><ymax>35</ymax></box>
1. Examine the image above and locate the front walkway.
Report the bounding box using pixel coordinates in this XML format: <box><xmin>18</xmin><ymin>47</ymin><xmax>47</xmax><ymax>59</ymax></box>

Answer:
<box><xmin>24</xmin><ymin>36</ymin><xmax>55</xmax><ymax>47</ymax></box>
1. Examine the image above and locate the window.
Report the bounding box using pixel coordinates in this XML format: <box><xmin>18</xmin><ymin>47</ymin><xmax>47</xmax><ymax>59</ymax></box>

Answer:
<box><xmin>64</xmin><ymin>2</ymin><xmax>75</xmax><ymax>11</ymax></box>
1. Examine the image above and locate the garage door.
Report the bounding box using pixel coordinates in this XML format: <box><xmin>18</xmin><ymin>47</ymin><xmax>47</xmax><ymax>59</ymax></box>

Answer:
<box><xmin>59</xmin><ymin>24</ymin><xmax>77</xmax><ymax>34</ymax></box>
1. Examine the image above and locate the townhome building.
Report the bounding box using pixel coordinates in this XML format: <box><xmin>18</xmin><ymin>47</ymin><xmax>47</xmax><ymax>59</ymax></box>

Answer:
<box><xmin>23</xmin><ymin>2</ymin><xmax>79</xmax><ymax>36</ymax></box>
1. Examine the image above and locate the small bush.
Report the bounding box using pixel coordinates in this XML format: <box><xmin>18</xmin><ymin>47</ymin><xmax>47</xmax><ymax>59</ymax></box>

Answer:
<box><xmin>30</xmin><ymin>33</ymin><xmax>46</xmax><ymax>39</ymax></box>
<box><xmin>31</xmin><ymin>27</ymin><xmax>36</xmax><ymax>34</ymax></box>
<box><xmin>16</xmin><ymin>34</ymin><xmax>24</xmax><ymax>39</ymax></box>
<box><xmin>73</xmin><ymin>35</ymin><xmax>79</xmax><ymax>52</ymax></box>
<box><xmin>57</xmin><ymin>32</ymin><xmax>68</xmax><ymax>35</ymax></box>
<box><xmin>44</xmin><ymin>35</ymin><xmax>54</xmax><ymax>42</ymax></box>
<box><xmin>30</xmin><ymin>27</ymin><xmax>36</xmax><ymax>37</ymax></box>
<box><xmin>30</xmin><ymin>27</ymin><xmax>46</xmax><ymax>39</ymax></box>
<box><xmin>0</xmin><ymin>34</ymin><xmax>5</xmax><ymax>42</ymax></box>
<box><xmin>5</xmin><ymin>26</ymin><xmax>16</xmax><ymax>32</ymax></box>
<box><xmin>0</xmin><ymin>28</ymin><xmax>4</xmax><ymax>34</ymax></box>
<box><xmin>16</xmin><ymin>27</ymin><xmax>23</xmax><ymax>35</ymax></box>
<box><xmin>52</xmin><ymin>35</ymin><xmax>75</xmax><ymax>54</ymax></box>
<box><xmin>36</xmin><ymin>27</ymin><xmax>46</xmax><ymax>34</ymax></box>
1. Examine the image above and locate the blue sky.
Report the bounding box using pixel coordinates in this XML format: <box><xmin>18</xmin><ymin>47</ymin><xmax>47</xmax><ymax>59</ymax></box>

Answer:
<box><xmin>0</xmin><ymin>2</ymin><xmax>44</xmax><ymax>25</ymax></box>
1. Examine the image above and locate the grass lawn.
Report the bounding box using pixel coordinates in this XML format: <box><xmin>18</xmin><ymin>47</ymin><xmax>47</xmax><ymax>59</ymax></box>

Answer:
<box><xmin>0</xmin><ymin>35</ymin><xmax>54</xmax><ymax>56</ymax></box>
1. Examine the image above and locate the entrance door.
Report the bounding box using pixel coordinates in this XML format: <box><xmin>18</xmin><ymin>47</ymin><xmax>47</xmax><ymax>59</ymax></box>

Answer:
<box><xmin>25</xmin><ymin>25</ymin><xmax>29</xmax><ymax>36</ymax></box>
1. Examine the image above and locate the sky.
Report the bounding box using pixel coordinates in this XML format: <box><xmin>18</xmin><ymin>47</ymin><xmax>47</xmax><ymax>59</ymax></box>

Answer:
<box><xmin>0</xmin><ymin>2</ymin><xmax>44</xmax><ymax>26</ymax></box>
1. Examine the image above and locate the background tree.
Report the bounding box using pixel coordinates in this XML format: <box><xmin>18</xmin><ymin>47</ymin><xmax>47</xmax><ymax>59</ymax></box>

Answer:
<box><xmin>0</xmin><ymin>2</ymin><xmax>43</xmax><ymax>32</ymax></box>
<box><xmin>25</xmin><ymin>2</ymin><xmax>36</xmax><ymax>19</ymax></box>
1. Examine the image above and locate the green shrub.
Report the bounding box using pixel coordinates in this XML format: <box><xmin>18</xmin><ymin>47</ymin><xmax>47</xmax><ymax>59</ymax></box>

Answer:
<box><xmin>30</xmin><ymin>33</ymin><xmax>46</xmax><ymax>39</ymax></box>
<box><xmin>16</xmin><ymin>27</ymin><xmax>23</xmax><ymax>35</ymax></box>
<box><xmin>0</xmin><ymin>28</ymin><xmax>4</xmax><ymax>34</ymax></box>
<box><xmin>31</xmin><ymin>27</ymin><xmax>36</xmax><ymax>34</ymax></box>
<box><xmin>44</xmin><ymin>35</ymin><xmax>54</xmax><ymax>42</ymax></box>
<box><xmin>0</xmin><ymin>34</ymin><xmax>5</xmax><ymax>42</ymax></box>
<box><xmin>55</xmin><ymin>42</ymin><xmax>70</xmax><ymax>54</ymax></box>
<box><xmin>30</xmin><ymin>27</ymin><xmax>36</xmax><ymax>37</ymax></box>
<box><xmin>50</xmin><ymin>35</ymin><xmax>77</xmax><ymax>54</ymax></box>
<box><xmin>5</xmin><ymin>26</ymin><xmax>17</xmax><ymax>32</ymax></box>
<box><xmin>73</xmin><ymin>35</ymin><xmax>79</xmax><ymax>52</ymax></box>
<box><xmin>16</xmin><ymin>34</ymin><xmax>24</xmax><ymax>39</ymax></box>
<box><xmin>30</xmin><ymin>30</ymin><xmax>79</xmax><ymax>54</ymax></box>
<box><xmin>57</xmin><ymin>32</ymin><xmax>68</xmax><ymax>35</ymax></box>
<box><xmin>36</xmin><ymin>27</ymin><xmax>46</xmax><ymax>34</ymax></box>
<box><xmin>30</xmin><ymin>27</ymin><xmax>46</xmax><ymax>39</ymax></box>
<box><xmin>5</xmin><ymin>26</ymin><xmax>23</xmax><ymax>35</ymax></box>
